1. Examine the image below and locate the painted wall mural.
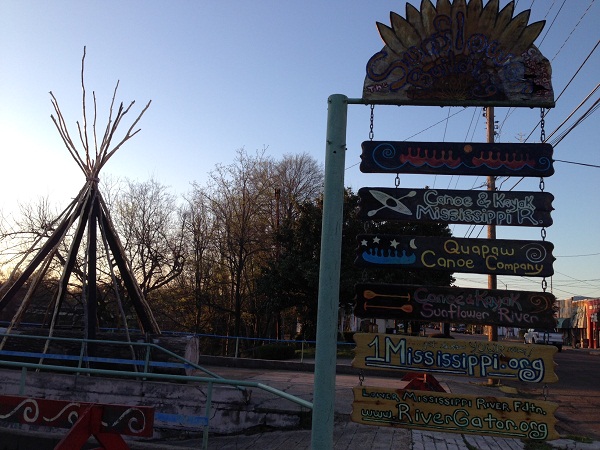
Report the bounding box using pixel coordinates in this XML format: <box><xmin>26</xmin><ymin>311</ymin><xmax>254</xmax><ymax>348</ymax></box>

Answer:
<box><xmin>363</xmin><ymin>0</ymin><xmax>554</xmax><ymax>107</ymax></box>
<box><xmin>0</xmin><ymin>395</ymin><xmax>154</xmax><ymax>436</ymax></box>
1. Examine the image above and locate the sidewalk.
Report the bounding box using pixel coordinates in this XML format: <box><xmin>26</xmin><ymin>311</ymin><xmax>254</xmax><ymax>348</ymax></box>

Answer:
<box><xmin>131</xmin><ymin>357</ymin><xmax>600</xmax><ymax>450</ymax></box>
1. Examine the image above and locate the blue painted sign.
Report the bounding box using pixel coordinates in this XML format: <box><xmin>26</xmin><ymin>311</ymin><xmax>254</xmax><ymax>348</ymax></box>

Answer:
<box><xmin>360</xmin><ymin>141</ymin><xmax>554</xmax><ymax>177</ymax></box>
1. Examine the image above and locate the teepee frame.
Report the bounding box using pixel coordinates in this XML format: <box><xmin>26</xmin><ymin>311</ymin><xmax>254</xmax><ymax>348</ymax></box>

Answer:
<box><xmin>0</xmin><ymin>48</ymin><xmax>160</xmax><ymax>347</ymax></box>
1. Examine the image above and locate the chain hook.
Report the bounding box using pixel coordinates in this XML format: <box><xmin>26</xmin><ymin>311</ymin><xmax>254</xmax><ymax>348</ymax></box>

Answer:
<box><xmin>359</xmin><ymin>371</ymin><xmax>365</xmax><ymax>386</ymax></box>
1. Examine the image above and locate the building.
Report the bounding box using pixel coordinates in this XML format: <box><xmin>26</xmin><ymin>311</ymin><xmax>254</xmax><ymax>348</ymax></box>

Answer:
<box><xmin>557</xmin><ymin>296</ymin><xmax>600</xmax><ymax>349</ymax></box>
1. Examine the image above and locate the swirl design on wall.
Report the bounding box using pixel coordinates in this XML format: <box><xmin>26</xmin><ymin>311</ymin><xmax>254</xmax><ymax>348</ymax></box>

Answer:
<box><xmin>0</xmin><ymin>398</ymin><xmax>40</xmax><ymax>423</ymax></box>
<box><xmin>107</xmin><ymin>407</ymin><xmax>148</xmax><ymax>434</ymax></box>
<box><xmin>42</xmin><ymin>402</ymin><xmax>81</xmax><ymax>425</ymax></box>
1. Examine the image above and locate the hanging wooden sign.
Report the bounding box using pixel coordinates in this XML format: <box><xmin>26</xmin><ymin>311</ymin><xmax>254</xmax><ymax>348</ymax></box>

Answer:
<box><xmin>360</xmin><ymin>141</ymin><xmax>554</xmax><ymax>177</ymax></box>
<box><xmin>352</xmin><ymin>385</ymin><xmax>559</xmax><ymax>441</ymax></box>
<box><xmin>354</xmin><ymin>282</ymin><xmax>557</xmax><ymax>329</ymax></box>
<box><xmin>352</xmin><ymin>333</ymin><xmax>558</xmax><ymax>383</ymax></box>
<box><xmin>358</xmin><ymin>187</ymin><xmax>553</xmax><ymax>227</ymax></box>
<box><xmin>355</xmin><ymin>235</ymin><xmax>554</xmax><ymax>277</ymax></box>
<box><xmin>362</xmin><ymin>1</ymin><xmax>554</xmax><ymax>107</ymax></box>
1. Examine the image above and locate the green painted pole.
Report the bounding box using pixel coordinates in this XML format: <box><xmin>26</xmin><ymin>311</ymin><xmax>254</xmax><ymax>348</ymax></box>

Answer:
<box><xmin>311</xmin><ymin>94</ymin><xmax>348</xmax><ymax>449</ymax></box>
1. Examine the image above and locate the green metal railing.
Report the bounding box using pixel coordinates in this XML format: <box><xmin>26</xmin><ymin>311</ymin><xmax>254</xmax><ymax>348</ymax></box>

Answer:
<box><xmin>0</xmin><ymin>333</ymin><xmax>313</xmax><ymax>449</ymax></box>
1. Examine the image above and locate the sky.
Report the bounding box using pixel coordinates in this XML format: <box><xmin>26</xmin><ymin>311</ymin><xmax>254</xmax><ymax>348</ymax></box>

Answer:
<box><xmin>0</xmin><ymin>0</ymin><xmax>598</xmax><ymax>301</ymax></box>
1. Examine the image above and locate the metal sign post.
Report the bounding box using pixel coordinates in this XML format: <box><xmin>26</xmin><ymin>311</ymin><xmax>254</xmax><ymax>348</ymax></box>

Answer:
<box><xmin>311</xmin><ymin>94</ymin><xmax>348</xmax><ymax>449</ymax></box>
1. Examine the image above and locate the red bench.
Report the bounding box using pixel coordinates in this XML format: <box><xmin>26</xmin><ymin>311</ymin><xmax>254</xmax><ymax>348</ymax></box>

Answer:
<box><xmin>0</xmin><ymin>394</ymin><xmax>154</xmax><ymax>449</ymax></box>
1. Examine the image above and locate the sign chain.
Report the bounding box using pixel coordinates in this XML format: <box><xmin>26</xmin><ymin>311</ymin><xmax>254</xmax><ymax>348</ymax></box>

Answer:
<box><xmin>369</xmin><ymin>105</ymin><xmax>375</xmax><ymax>141</ymax></box>
<box><xmin>539</xmin><ymin>107</ymin><xmax>548</xmax><ymax>293</ymax></box>
<box><xmin>540</xmin><ymin>108</ymin><xmax>546</xmax><ymax>143</ymax></box>
<box><xmin>359</xmin><ymin>371</ymin><xmax>364</xmax><ymax>386</ymax></box>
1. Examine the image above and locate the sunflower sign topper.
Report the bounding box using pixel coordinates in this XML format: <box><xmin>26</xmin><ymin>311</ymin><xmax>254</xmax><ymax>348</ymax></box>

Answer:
<box><xmin>363</xmin><ymin>0</ymin><xmax>554</xmax><ymax>107</ymax></box>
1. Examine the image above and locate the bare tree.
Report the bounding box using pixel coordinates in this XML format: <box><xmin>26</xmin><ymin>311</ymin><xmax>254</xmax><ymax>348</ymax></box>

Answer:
<box><xmin>175</xmin><ymin>184</ymin><xmax>220</xmax><ymax>332</ymax></box>
<box><xmin>206</xmin><ymin>148</ymin><xmax>274</xmax><ymax>340</ymax></box>
<box><xmin>274</xmin><ymin>152</ymin><xmax>323</xmax><ymax>222</ymax></box>
<box><xmin>113</xmin><ymin>177</ymin><xmax>184</xmax><ymax>299</ymax></box>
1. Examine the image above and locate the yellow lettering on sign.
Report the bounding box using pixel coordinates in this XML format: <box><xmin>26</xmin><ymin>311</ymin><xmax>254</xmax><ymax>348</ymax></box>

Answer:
<box><xmin>352</xmin><ymin>386</ymin><xmax>559</xmax><ymax>441</ymax></box>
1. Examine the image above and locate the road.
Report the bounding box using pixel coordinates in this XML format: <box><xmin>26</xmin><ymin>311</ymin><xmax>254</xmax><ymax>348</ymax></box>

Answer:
<box><xmin>446</xmin><ymin>332</ymin><xmax>600</xmax><ymax>441</ymax></box>
<box><xmin>501</xmin><ymin>346</ymin><xmax>600</xmax><ymax>440</ymax></box>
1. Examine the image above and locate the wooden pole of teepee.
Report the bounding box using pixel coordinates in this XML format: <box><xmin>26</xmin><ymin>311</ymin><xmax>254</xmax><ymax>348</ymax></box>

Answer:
<box><xmin>87</xmin><ymin>187</ymin><xmax>99</xmax><ymax>351</ymax></box>
<box><xmin>0</xmin><ymin>197</ymin><xmax>83</xmax><ymax>312</ymax></box>
<box><xmin>2</xmin><ymin>47</ymin><xmax>158</xmax><ymax>344</ymax></box>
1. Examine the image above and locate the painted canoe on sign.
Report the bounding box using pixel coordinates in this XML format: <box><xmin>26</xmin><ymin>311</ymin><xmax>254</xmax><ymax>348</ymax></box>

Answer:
<box><xmin>354</xmin><ymin>283</ymin><xmax>557</xmax><ymax>329</ymax></box>
<box><xmin>355</xmin><ymin>235</ymin><xmax>555</xmax><ymax>277</ymax></box>
<box><xmin>357</xmin><ymin>187</ymin><xmax>554</xmax><ymax>227</ymax></box>
<box><xmin>360</xmin><ymin>141</ymin><xmax>554</xmax><ymax>177</ymax></box>
<box><xmin>352</xmin><ymin>385</ymin><xmax>559</xmax><ymax>441</ymax></box>
<box><xmin>352</xmin><ymin>333</ymin><xmax>558</xmax><ymax>383</ymax></box>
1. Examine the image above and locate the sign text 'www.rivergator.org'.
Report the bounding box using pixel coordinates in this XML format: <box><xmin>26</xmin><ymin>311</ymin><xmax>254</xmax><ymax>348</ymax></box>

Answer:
<box><xmin>352</xmin><ymin>386</ymin><xmax>558</xmax><ymax>441</ymax></box>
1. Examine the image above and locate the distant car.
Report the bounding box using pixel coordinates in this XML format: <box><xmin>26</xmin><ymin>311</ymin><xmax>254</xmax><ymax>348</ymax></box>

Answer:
<box><xmin>524</xmin><ymin>328</ymin><xmax>563</xmax><ymax>352</ymax></box>
<box><xmin>450</xmin><ymin>325</ymin><xmax>457</xmax><ymax>332</ymax></box>
<box><xmin>456</xmin><ymin>325</ymin><xmax>466</xmax><ymax>333</ymax></box>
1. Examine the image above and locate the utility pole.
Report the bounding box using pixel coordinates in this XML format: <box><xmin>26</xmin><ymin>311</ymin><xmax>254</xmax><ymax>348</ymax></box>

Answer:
<box><xmin>486</xmin><ymin>106</ymin><xmax>499</xmax><ymax>385</ymax></box>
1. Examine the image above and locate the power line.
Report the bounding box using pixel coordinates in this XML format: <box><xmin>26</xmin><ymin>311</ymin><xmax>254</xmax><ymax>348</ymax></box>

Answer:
<box><xmin>551</xmin><ymin>0</ymin><xmax>596</xmax><ymax>62</ymax></box>
<box><xmin>344</xmin><ymin>107</ymin><xmax>467</xmax><ymax>171</ymax></box>
<box><xmin>555</xmin><ymin>39</ymin><xmax>599</xmax><ymax>105</ymax></box>
<box><xmin>556</xmin><ymin>252</ymin><xmax>600</xmax><ymax>258</ymax></box>
<box><xmin>549</xmin><ymin>96</ymin><xmax>600</xmax><ymax>147</ymax></box>
<box><xmin>524</xmin><ymin>39</ymin><xmax>599</xmax><ymax>143</ymax></box>
<box><xmin>542</xmin><ymin>1</ymin><xmax>556</xmax><ymax>19</ymax></box>
<box><xmin>545</xmin><ymin>83</ymin><xmax>600</xmax><ymax>142</ymax></box>
<box><xmin>538</xmin><ymin>0</ymin><xmax>567</xmax><ymax>47</ymax></box>
<box><xmin>554</xmin><ymin>159</ymin><xmax>600</xmax><ymax>169</ymax></box>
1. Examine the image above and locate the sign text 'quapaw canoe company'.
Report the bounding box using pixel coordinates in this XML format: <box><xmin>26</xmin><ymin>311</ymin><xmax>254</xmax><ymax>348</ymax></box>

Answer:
<box><xmin>352</xmin><ymin>386</ymin><xmax>558</xmax><ymax>441</ymax></box>
<box><xmin>360</xmin><ymin>141</ymin><xmax>554</xmax><ymax>177</ymax></box>
<box><xmin>358</xmin><ymin>188</ymin><xmax>553</xmax><ymax>227</ymax></box>
<box><xmin>352</xmin><ymin>333</ymin><xmax>558</xmax><ymax>383</ymax></box>
<box><xmin>355</xmin><ymin>235</ymin><xmax>555</xmax><ymax>277</ymax></box>
<box><xmin>354</xmin><ymin>283</ymin><xmax>557</xmax><ymax>329</ymax></box>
